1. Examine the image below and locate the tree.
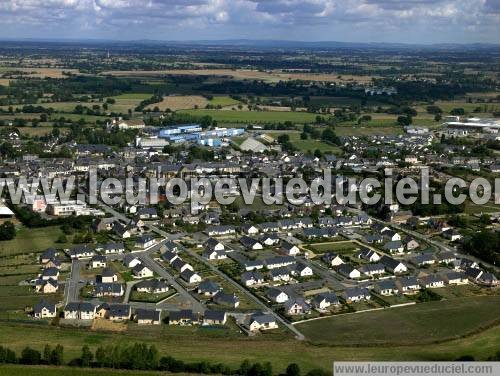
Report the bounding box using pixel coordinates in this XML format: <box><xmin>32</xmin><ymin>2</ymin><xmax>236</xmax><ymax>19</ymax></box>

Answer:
<box><xmin>397</xmin><ymin>115</ymin><xmax>412</xmax><ymax>126</ymax></box>
<box><xmin>20</xmin><ymin>347</ymin><xmax>41</xmax><ymax>365</ymax></box>
<box><xmin>49</xmin><ymin>344</ymin><xmax>64</xmax><ymax>366</ymax></box>
<box><xmin>426</xmin><ymin>105</ymin><xmax>442</xmax><ymax>114</ymax></box>
<box><xmin>450</xmin><ymin>108</ymin><xmax>465</xmax><ymax>116</ymax></box>
<box><xmin>0</xmin><ymin>222</ymin><xmax>15</xmax><ymax>241</ymax></box>
<box><xmin>80</xmin><ymin>345</ymin><xmax>93</xmax><ymax>367</ymax></box>
<box><xmin>286</xmin><ymin>363</ymin><xmax>301</xmax><ymax>376</ymax></box>
<box><xmin>321</xmin><ymin>128</ymin><xmax>340</xmax><ymax>145</ymax></box>
<box><xmin>300</xmin><ymin>132</ymin><xmax>308</xmax><ymax>140</ymax></box>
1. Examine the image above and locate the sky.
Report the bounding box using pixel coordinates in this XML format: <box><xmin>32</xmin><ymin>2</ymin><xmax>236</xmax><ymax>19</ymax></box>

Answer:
<box><xmin>0</xmin><ymin>0</ymin><xmax>499</xmax><ymax>44</ymax></box>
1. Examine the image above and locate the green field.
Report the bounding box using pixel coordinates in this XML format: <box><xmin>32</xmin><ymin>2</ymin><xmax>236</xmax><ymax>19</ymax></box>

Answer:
<box><xmin>0</xmin><ymin>365</ymin><xmax>196</xmax><ymax>376</ymax></box>
<box><xmin>0</xmin><ymin>316</ymin><xmax>499</xmax><ymax>373</ymax></box>
<box><xmin>111</xmin><ymin>93</ymin><xmax>151</xmax><ymax>100</ymax></box>
<box><xmin>307</xmin><ymin>241</ymin><xmax>359</xmax><ymax>254</ymax></box>
<box><xmin>209</xmin><ymin>95</ymin><xmax>241</xmax><ymax>107</ymax></box>
<box><xmin>297</xmin><ymin>295</ymin><xmax>500</xmax><ymax>346</ymax></box>
<box><xmin>335</xmin><ymin>125</ymin><xmax>403</xmax><ymax>136</ymax></box>
<box><xmin>266</xmin><ymin>131</ymin><xmax>342</xmax><ymax>155</ymax></box>
<box><xmin>178</xmin><ymin>109</ymin><xmax>325</xmax><ymax>124</ymax></box>
<box><xmin>0</xmin><ymin>225</ymin><xmax>68</xmax><ymax>256</ymax></box>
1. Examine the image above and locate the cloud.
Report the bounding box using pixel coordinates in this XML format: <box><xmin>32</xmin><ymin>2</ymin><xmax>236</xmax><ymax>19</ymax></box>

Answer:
<box><xmin>0</xmin><ymin>0</ymin><xmax>498</xmax><ymax>43</ymax></box>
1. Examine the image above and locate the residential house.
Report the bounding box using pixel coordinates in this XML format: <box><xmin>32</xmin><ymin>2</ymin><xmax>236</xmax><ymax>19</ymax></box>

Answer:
<box><xmin>132</xmin><ymin>264</ymin><xmax>154</xmax><ymax>279</ymax></box>
<box><xmin>380</xmin><ymin>255</ymin><xmax>408</xmax><ymax>274</ymax></box>
<box><xmin>240</xmin><ymin>236</ymin><xmax>263</xmax><ymax>251</ymax></box>
<box><xmin>94</xmin><ymin>283</ymin><xmax>124</xmax><ymax>297</ymax></box>
<box><xmin>396</xmin><ymin>276</ymin><xmax>420</xmax><ymax>294</ymax></box>
<box><xmin>383</xmin><ymin>240</ymin><xmax>404</xmax><ymax>255</ymax></box>
<box><xmin>248</xmin><ymin>313</ymin><xmax>278</xmax><ymax>332</ymax></box>
<box><xmin>89</xmin><ymin>255</ymin><xmax>107</xmax><ymax>269</ymax></box>
<box><xmin>335</xmin><ymin>264</ymin><xmax>361</xmax><ymax>279</ymax></box>
<box><xmin>197</xmin><ymin>280</ymin><xmax>221</xmax><ymax>296</ymax></box>
<box><xmin>33</xmin><ymin>300</ymin><xmax>57</xmax><ymax>319</ymax></box>
<box><xmin>123</xmin><ymin>255</ymin><xmax>142</xmax><ymax>268</ymax></box>
<box><xmin>260</xmin><ymin>234</ymin><xmax>280</xmax><ymax>247</ymax></box>
<box><xmin>443</xmin><ymin>229</ymin><xmax>462</xmax><ymax>241</ymax></box>
<box><xmin>374</xmin><ymin>280</ymin><xmax>398</xmax><ymax>296</ymax></box>
<box><xmin>35</xmin><ymin>278</ymin><xmax>58</xmax><ymax>294</ymax></box>
<box><xmin>342</xmin><ymin>287</ymin><xmax>371</xmax><ymax>303</ymax></box>
<box><xmin>445</xmin><ymin>271</ymin><xmax>469</xmax><ymax>285</ymax></box>
<box><xmin>172</xmin><ymin>259</ymin><xmax>194</xmax><ymax>273</ymax></box>
<box><xmin>241</xmin><ymin>224</ymin><xmax>259</xmax><ymax>235</ymax></box>
<box><xmin>411</xmin><ymin>254</ymin><xmax>436</xmax><ymax>267</ymax></box>
<box><xmin>135</xmin><ymin>279</ymin><xmax>169</xmax><ymax>294</ymax></box>
<box><xmin>264</xmin><ymin>255</ymin><xmax>296</xmax><ymax>269</ymax></box>
<box><xmin>40</xmin><ymin>248</ymin><xmax>57</xmax><ymax>264</ymax></box>
<box><xmin>135</xmin><ymin>309</ymin><xmax>161</xmax><ymax>325</ymax></box>
<box><xmin>419</xmin><ymin>274</ymin><xmax>445</xmax><ymax>289</ymax></box>
<box><xmin>205</xmin><ymin>237</ymin><xmax>224</xmax><ymax>251</ymax></box>
<box><xmin>311</xmin><ymin>292</ymin><xmax>339</xmax><ymax>310</ymax></box>
<box><xmin>180</xmin><ymin>269</ymin><xmax>202</xmax><ymax>284</ymax></box>
<box><xmin>322</xmin><ymin>252</ymin><xmax>344</xmax><ymax>267</ymax></box>
<box><xmin>69</xmin><ymin>245</ymin><xmax>95</xmax><ymax>259</ymax></box>
<box><xmin>108</xmin><ymin>304</ymin><xmax>132</xmax><ymax>321</ymax></box>
<box><xmin>280</xmin><ymin>241</ymin><xmax>300</xmax><ymax>256</ymax></box>
<box><xmin>169</xmin><ymin>310</ymin><xmax>198</xmax><ymax>326</ymax></box>
<box><xmin>202</xmin><ymin>248</ymin><xmax>227</xmax><ymax>260</ymax></box>
<box><xmin>269</xmin><ymin>267</ymin><xmax>291</xmax><ymax>282</ymax></box>
<box><xmin>292</xmin><ymin>264</ymin><xmax>313</xmax><ymax>278</ymax></box>
<box><xmin>241</xmin><ymin>271</ymin><xmax>265</xmax><ymax>287</ymax></box>
<box><xmin>203</xmin><ymin>310</ymin><xmax>227</xmax><ymax>326</ymax></box>
<box><xmin>100</xmin><ymin>267</ymin><xmax>118</xmax><ymax>283</ymax></box>
<box><xmin>64</xmin><ymin>302</ymin><xmax>96</xmax><ymax>320</ymax></box>
<box><xmin>360</xmin><ymin>263</ymin><xmax>385</xmax><ymax>277</ymax></box>
<box><xmin>266</xmin><ymin>288</ymin><xmax>289</xmax><ymax>303</ymax></box>
<box><xmin>213</xmin><ymin>291</ymin><xmax>240</xmax><ymax>308</ymax></box>
<box><xmin>135</xmin><ymin>234</ymin><xmax>156</xmax><ymax>249</ymax></box>
<box><xmin>356</xmin><ymin>248</ymin><xmax>381</xmax><ymax>262</ymax></box>
<box><xmin>284</xmin><ymin>299</ymin><xmax>310</xmax><ymax>315</ymax></box>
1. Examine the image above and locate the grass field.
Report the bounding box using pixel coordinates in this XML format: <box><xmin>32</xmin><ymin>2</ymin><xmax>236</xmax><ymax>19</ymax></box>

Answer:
<box><xmin>148</xmin><ymin>95</ymin><xmax>208</xmax><ymax>111</ymax></box>
<box><xmin>111</xmin><ymin>93</ymin><xmax>152</xmax><ymax>100</ymax></box>
<box><xmin>297</xmin><ymin>295</ymin><xmax>500</xmax><ymax>346</ymax></box>
<box><xmin>306</xmin><ymin>241</ymin><xmax>359</xmax><ymax>254</ymax></box>
<box><xmin>209</xmin><ymin>95</ymin><xmax>241</xmax><ymax>107</ymax></box>
<box><xmin>266</xmin><ymin>131</ymin><xmax>342</xmax><ymax>154</ymax></box>
<box><xmin>335</xmin><ymin>125</ymin><xmax>403</xmax><ymax>136</ymax></box>
<box><xmin>0</xmin><ymin>316</ymin><xmax>499</xmax><ymax>372</ymax></box>
<box><xmin>0</xmin><ymin>225</ymin><xmax>67</xmax><ymax>256</ymax></box>
<box><xmin>100</xmin><ymin>68</ymin><xmax>376</xmax><ymax>84</ymax></box>
<box><xmin>0</xmin><ymin>365</ymin><xmax>197</xmax><ymax>376</ymax></box>
<box><xmin>178</xmin><ymin>109</ymin><xmax>325</xmax><ymax>124</ymax></box>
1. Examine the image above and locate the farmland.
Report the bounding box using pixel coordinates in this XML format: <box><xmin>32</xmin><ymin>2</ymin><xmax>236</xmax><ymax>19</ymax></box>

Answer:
<box><xmin>0</xmin><ymin>226</ymin><xmax>68</xmax><ymax>257</ymax></box>
<box><xmin>178</xmin><ymin>109</ymin><xmax>325</xmax><ymax>124</ymax></box>
<box><xmin>296</xmin><ymin>295</ymin><xmax>500</xmax><ymax>346</ymax></box>
<box><xmin>0</xmin><ymin>316</ymin><xmax>499</xmax><ymax>373</ymax></box>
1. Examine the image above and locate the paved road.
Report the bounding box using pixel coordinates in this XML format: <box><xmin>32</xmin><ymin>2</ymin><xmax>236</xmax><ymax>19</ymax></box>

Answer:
<box><xmin>94</xmin><ymin>199</ymin><xmax>305</xmax><ymax>339</ymax></box>
<box><xmin>65</xmin><ymin>259</ymin><xmax>82</xmax><ymax>305</ymax></box>
<box><xmin>138</xmin><ymin>252</ymin><xmax>205</xmax><ymax>313</ymax></box>
<box><xmin>349</xmin><ymin>208</ymin><xmax>499</xmax><ymax>273</ymax></box>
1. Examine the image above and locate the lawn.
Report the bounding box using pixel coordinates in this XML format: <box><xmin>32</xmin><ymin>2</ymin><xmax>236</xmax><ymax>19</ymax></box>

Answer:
<box><xmin>335</xmin><ymin>125</ymin><xmax>403</xmax><ymax>136</ymax></box>
<box><xmin>209</xmin><ymin>95</ymin><xmax>241</xmax><ymax>107</ymax></box>
<box><xmin>296</xmin><ymin>295</ymin><xmax>500</xmax><ymax>346</ymax></box>
<box><xmin>0</xmin><ymin>317</ymin><xmax>499</xmax><ymax>373</ymax></box>
<box><xmin>0</xmin><ymin>225</ymin><xmax>68</xmax><ymax>256</ymax></box>
<box><xmin>307</xmin><ymin>241</ymin><xmax>359</xmax><ymax>255</ymax></box>
<box><xmin>0</xmin><ymin>365</ymin><xmax>197</xmax><ymax>376</ymax></box>
<box><xmin>266</xmin><ymin>131</ymin><xmax>342</xmax><ymax>155</ymax></box>
<box><xmin>178</xmin><ymin>109</ymin><xmax>325</xmax><ymax>124</ymax></box>
<box><xmin>111</xmin><ymin>93</ymin><xmax>152</xmax><ymax>100</ymax></box>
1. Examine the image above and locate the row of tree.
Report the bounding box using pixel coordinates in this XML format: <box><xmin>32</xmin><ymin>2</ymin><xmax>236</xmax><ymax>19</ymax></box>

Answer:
<box><xmin>0</xmin><ymin>342</ymin><xmax>328</xmax><ymax>376</ymax></box>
